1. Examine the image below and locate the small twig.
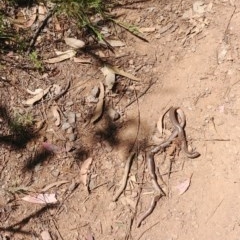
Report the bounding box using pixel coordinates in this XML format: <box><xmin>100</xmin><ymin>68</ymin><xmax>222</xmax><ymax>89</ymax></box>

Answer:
<box><xmin>192</xmin><ymin>138</ymin><xmax>231</xmax><ymax>142</ymax></box>
<box><xmin>125</xmin><ymin>154</ymin><xmax>146</xmax><ymax>240</ymax></box>
<box><xmin>206</xmin><ymin>198</ymin><xmax>224</xmax><ymax>223</ymax></box>
<box><xmin>137</xmin><ymin>220</ymin><xmax>160</xmax><ymax>240</ymax></box>
<box><xmin>90</xmin><ymin>181</ymin><xmax>109</xmax><ymax>191</ymax></box>
<box><xmin>113</xmin><ymin>152</ymin><xmax>135</xmax><ymax>201</ymax></box>
<box><xmin>51</xmin><ymin>216</ymin><xmax>64</xmax><ymax>240</ymax></box>
<box><xmin>125</xmin><ymin>80</ymin><xmax>155</xmax><ymax>109</ymax></box>
<box><xmin>129</xmin><ymin>88</ymin><xmax>141</xmax><ymax>152</ymax></box>
<box><xmin>223</xmin><ymin>5</ymin><xmax>236</xmax><ymax>43</ymax></box>
<box><xmin>53</xmin><ymin>79</ymin><xmax>71</xmax><ymax>101</ymax></box>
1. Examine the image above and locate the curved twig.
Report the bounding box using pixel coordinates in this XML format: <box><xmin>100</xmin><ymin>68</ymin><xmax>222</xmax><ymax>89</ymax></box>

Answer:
<box><xmin>137</xmin><ymin>195</ymin><xmax>162</xmax><ymax>227</ymax></box>
<box><xmin>113</xmin><ymin>152</ymin><xmax>135</xmax><ymax>202</ymax></box>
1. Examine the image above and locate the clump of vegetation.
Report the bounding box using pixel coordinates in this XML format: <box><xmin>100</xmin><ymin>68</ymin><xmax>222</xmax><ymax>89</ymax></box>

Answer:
<box><xmin>10</xmin><ymin>111</ymin><xmax>34</xmax><ymax>134</ymax></box>
<box><xmin>54</xmin><ymin>0</ymin><xmax>111</xmax><ymax>40</ymax></box>
<box><xmin>29</xmin><ymin>51</ymin><xmax>43</xmax><ymax>70</ymax></box>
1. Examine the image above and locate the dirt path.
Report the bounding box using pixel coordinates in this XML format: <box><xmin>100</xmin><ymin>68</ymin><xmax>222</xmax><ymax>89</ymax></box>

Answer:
<box><xmin>1</xmin><ymin>0</ymin><xmax>240</xmax><ymax>239</ymax></box>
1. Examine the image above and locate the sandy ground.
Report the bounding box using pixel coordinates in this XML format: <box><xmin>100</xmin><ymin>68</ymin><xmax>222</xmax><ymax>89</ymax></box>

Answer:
<box><xmin>1</xmin><ymin>0</ymin><xmax>240</xmax><ymax>239</ymax></box>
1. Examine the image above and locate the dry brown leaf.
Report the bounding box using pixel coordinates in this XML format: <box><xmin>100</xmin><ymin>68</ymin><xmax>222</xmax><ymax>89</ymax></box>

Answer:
<box><xmin>73</xmin><ymin>57</ymin><xmax>91</xmax><ymax>63</ymax></box>
<box><xmin>101</xmin><ymin>66</ymin><xmax>115</xmax><ymax>90</ymax></box>
<box><xmin>91</xmin><ymin>82</ymin><xmax>105</xmax><ymax>123</ymax></box>
<box><xmin>13</xmin><ymin>7</ymin><xmax>37</xmax><ymax>28</ymax></box>
<box><xmin>51</xmin><ymin>106</ymin><xmax>61</xmax><ymax>126</ymax></box>
<box><xmin>139</xmin><ymin>27</ymin><xmax>156</xmax><ymax>33</ymax></box>
<box><xmin>21</xmin><ymin>193</ymin><xmax>57</xmax><ymax>204</ymax></box>
<box><xmin>41</xmin><ymin>180</ymin><xmax>69</xmax><ymax>192</ymax></box>
<box><xmin>23</xmin><ymin>86</ymin><xmax>51</xmax><ymax>106</ymax></box>
<box><xmin>108</xmin><ymin>39</ymin><xmax>125</xmax><ymax>47</ymax></box>
<box><xmin>80</xmin><ymin>157</ymin><xmax>93</xmax><ymax>185</ymax></box>
<box><xmin>26</xmin><ymin>88</ymin><xmax>44</xmax><ymax>95</ymax></box>
<box><xmin>44</xmin><ymin>49</ymin><xmax>76</xmax><ymax>63</ymax></box>
<box><xmin>41</xmin><ymin>231</ymin><xmax>52</xmax><ymax>240</ymax></box>
<box><xmin>34</xmin><ymin>120</ymin><xmax>45</xmax><ymax>132</ymax></box>
<box><xmin>176</xmin><ymin>174</ymin><xmax>193</xmax><ymax>195</ymax></box>
<box><xmin>53</xmin><ymin>16</ymin><xmax>61</xmax><ymax>31</ymax></box>
<box><xmin>64</xmin><ymin>37</ymin><xmax>85</xmax><ymax>49</ymax></box>
<box><xmin>110</xmin><ymin>65</ymin><xmax>140</xmax><ymax>81</ymax></box>
<box><xmin>38</xmin><ymin>4</ymin><xmax>47</xmax><ymax>22</ymax></box>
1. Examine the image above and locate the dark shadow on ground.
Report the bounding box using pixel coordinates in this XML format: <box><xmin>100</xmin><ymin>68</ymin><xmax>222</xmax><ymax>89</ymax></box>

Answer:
<box><xmin>0</xmin><ymin>106</ymin><xmax>37</xmax><ymax>149</ymax></box>
<box><xmin>23</xmin><ymin>148</ymin><xmax>53</xmax><ymax>171</ymax></box>
<box><xmin>0</xmin><ymin>204</ymin><xmax>57</xmax><ymax>236</ymax></box>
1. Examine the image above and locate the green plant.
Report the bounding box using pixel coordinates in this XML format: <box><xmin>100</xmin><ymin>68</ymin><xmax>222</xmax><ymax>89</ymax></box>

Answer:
<box><xmin>29</xmin><ymin>51</ymin><xmax>43</xmax><ymax>70</ymax></box>
<box><xmin>53</xmin><ymin>0</ymin><xmax>110</xmax><ymax>40</ymax></box>
<box><xmin>10</xmin><ymin>111</ymin><xmax>34</xmax><ymax>134</ymax></box>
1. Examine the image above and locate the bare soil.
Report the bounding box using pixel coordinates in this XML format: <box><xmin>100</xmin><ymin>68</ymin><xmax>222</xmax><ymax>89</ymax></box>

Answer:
<box><xmin>1</xmin><ymin>0</ymin><xmax>240</xmax><ymax>239</ymax></box>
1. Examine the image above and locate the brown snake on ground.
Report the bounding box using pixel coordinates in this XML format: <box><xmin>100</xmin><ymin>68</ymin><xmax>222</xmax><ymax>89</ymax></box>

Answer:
<box><xmin>137</xmin><ymin>107</ymin><xmax>200</xmax><ymax>227</ymax></box>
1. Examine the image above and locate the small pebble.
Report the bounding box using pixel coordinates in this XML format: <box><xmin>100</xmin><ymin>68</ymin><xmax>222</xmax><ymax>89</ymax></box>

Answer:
<box><xmin>51</xmin><ymin>169</ymin><xmax>60</xmax><ymax>177</ymax></box>
<box><xmin>68</xmin><ymin>112</ymin><xmax>76</xmax><ymax>124</ymax></box>
<box><xmin>66</xmin><ymin>101</ymin><xmax>74</xmax><ymax>106</ymax></box>
<box><xmin>68</xmin><ymin>133</ymin><xmax>77</xmax><ymax>142</ymax></box>
<box><xmin>65</xmin><ymin>142</ymin><xmax>73</xmax><ymax>152</ymax></box>
<box><xmin>62</xmin><ymin>122</ymin><xmax>71</xmax><ymax>130</ymax></box>
<box><xmin>108</xmin><ymin>202</ymin><xmax>117</xmax><ymax>211</ymax></box>
<box><xmin>129</xmin><ymin>59</ymin><xmax>134</xmax><ymax>65</ymax></box>
<box><xmin>16</xmin><ymin>153</ymin><xmax>22</xmax><ymax>159</ymax></box>
<box><xmin>108</xmin><ymin>108</ymin><xmax>120</xmax><ymax>121</ymax></box>
<box><xmin>76</xmin><ymin>113</ymin><xmax>82</xmax><ymax>118</ymax></box>
<box><xmin>86</xmin><ymin>95</ymin><xmax>98</xmax><ymax>103</ymax></box>
<box><xmin>66</xmin><ymin>126</ymin><xmax>73</xmax><ymax>134</ymax></box>
<box><xmin>103</xmin><ymin>141</ymin><xmax>113</xmax><ymax>152</ymax></box>
<box><xmin>91</xmin><ymin>86</ymin><xmax>100</xmax><ymax>98</ymax></box>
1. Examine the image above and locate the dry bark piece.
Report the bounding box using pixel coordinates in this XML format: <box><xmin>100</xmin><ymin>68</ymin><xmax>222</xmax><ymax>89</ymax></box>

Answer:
<box><xmin>101</xmin><ymin>66</ymin><xmax>115</xmax><ymax>90</ymax></box>
<box><xmin>110</xmin><ymin>65</ymin><xmax>140</xmax><ymax>81</ymax></box>
<box><xmin>26</xmin><ymin>88</ymin><xmax>44</xmax><ymax>95</ymax></box>
<box><xmin>91</xmin><ymin>82</ymin><xmax>105</xmax><ymax>123</ymax></box>
<box><xmin>51</xmin><ymin>106</ymin><xmax>61</xmax><ymax>126</ymax></box>
<box><xmin>107</xmin><ymin>39</ymin><xmax>125</xmax><ymax>47</ymax></box>
<box><xmin>44</xmin><ymin>49</ymin><xmax>76</xmax><ymax>63</ymax></box>
<box><xmin>64</xmin><ymin>37</ymin><xmax>85</xmax><ymax>49</ymax></box>
<box><xmin>23</xmin><ymin>86</ymin><xmax>51</xmax><ymax>106</ymax></box>
<box><xmin>80</xmin><ymin>157</ymin><xmax>93</xmax><ymax>185</ymax></box>
<box><xmin>73</xmin><ymin>57</ymin><xmax>91</xmax><ymax>63</ymax></box>
<box><xmin>41</xmin><ymin>231</ymin><xmax>52</xmax><ymax>240</ymax></box>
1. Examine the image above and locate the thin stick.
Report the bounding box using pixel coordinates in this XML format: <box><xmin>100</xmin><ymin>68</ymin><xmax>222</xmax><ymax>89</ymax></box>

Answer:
<box><xmin>27</xmin><ymin>6</ymin><xmax>57</xmax><ymax>54</ymax></box>
<box><xmin>205</xmin><ymin>198</ymin><xmax>224</xmax><ymax>223</ymax></box>
<box><xmin>125</xmin><ymin>80</ymin><xmax>155</xmax><ymax>109</ymax></box>
<box><xmin>125</xmin><ymin>154</ymin><xmax>146</xmax><ymax>240</ymax></box>
<box><xmin>113</xmin><ymin>152</ymin><xmax>135</xmax><ymax>201</ymax></box>
<box><xmin>129</xmin><ymin>88</ymin><xmax>141</xmax><ymax>153</ymax></box>
<box><xmin>125</xmin><ymin>89</ymin><xmax>141</xmax><ymax>240</ymax></box>
<box><xmin>137</xmin><ymin>220</ymin><xmax>160</xmax><ymax>240</ymax></box>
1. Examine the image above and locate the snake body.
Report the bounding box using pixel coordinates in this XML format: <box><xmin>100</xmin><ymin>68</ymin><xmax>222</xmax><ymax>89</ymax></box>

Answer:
<box><xmin>137</xmin><ymin>107</ymin><xmax>200</xmax><ymax>227</ymax></box>
<box><xmin>169</xmin><ymin>107</ymin><xmax>200</xmax><ymax>158</ymax></box>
